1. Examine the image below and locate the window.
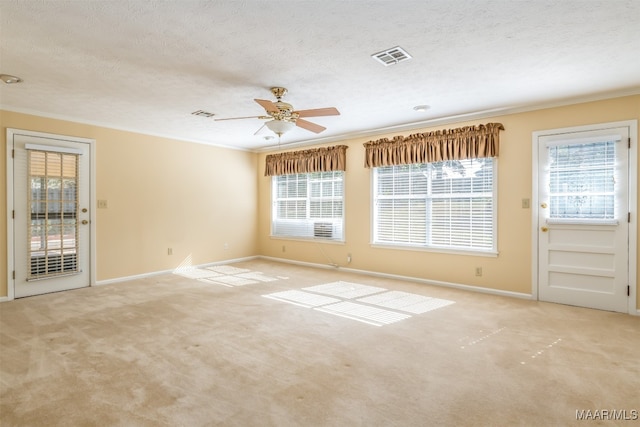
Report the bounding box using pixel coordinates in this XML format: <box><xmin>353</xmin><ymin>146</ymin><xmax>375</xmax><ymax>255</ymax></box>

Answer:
<box><xmin>28</xmin><ymin>149</ymin><xmax>80</xmax><ymax>278</ymax></box>
<box><xmin>373</xmin><ymin>158</ymin><xmax>495</xmax><ymax>252</ymax></box>
<box><xmin>548</xmin><ymin>140</ymin><xmax>615</xmax><ymax>221</ymax></box>
<box><xmin>272</xmin><ymin>171</ymin><xmax>344</xmax><ymax>241</ymax></box>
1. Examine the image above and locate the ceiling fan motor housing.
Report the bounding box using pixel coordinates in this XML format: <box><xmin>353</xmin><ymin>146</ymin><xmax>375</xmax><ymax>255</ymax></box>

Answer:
<box><xmin>269</xmin><ymin>88</ymin><xmax>296</xmax><ymax>120</ymax></box>
<box><xmin>273</xmin><ymin>102</ymin><xmax>296</xmax><ymax>121</ymax></box>
<box><xmin>271</xmin><ymin>87</ymin><xmax>288</xmax><ymax>99</ymax></box>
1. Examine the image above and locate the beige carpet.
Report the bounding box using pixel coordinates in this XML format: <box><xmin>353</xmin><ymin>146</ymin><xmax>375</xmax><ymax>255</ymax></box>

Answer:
<box><xmin>1</xmin><ymin>259</ymin><xmax>639</xmax><ymax>426</ymax></box>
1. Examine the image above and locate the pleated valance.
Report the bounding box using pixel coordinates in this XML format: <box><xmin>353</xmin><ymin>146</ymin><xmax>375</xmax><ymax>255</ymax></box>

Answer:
<box><xmin>363</xmin><ymin>123</ymin><xmax>504</xmax><ymax>168</ymax></box>
<box><xmin>265</xmin><ymin>145</ymin><xmax>348</xmax><ymax>176</ymax></box>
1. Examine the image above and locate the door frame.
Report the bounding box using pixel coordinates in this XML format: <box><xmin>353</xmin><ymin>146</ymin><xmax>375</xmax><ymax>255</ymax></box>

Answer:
<box><xmin>531</xmin><ymin>120</ymin><xmax>638</xmax><ymax>315</ymax></box>
<box><xmin>6</xmin><ymin>128</ymin><xmax>97</xmax><ymax>301</ymax></box>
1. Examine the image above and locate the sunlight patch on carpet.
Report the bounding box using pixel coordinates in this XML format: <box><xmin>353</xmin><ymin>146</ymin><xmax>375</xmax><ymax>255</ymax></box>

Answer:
<box><xmin>207</xmin><ymin>276</ymin><xmax>258</xmax><ymax>286</ymax></box>
<box><xmin>264</xmin><ymin>281</ymin><xmax>456</xmax><ymax>327</ymax></box>
<box><xmin>206</xmin><ymin>266</ymin><xmax>252</xmax><ymax>275</ymax></box>
<box><xmin>303</xmin><ymin>281</ymin><xmax>386</xmax><ymax>299</ymax></box>
<box><xmin>315</xmin><ymin>302</ymin><xmax>411</xmax><ymax>326</ymax></box>
<box><xmin>263</xmin><ymin>290</ymin><xmax>340</xmax><ymax>308</ymax></box>
<box><xmin>358</xmin><ymin>291</ymin><xmax>455</xmax><ymax>314</ymax></box>
<box><xmin>198</xmin><ymin>277</ymin><xmax>234</xmax><ymax>287</ymax></box>
<box><xmin>175</xmin><ymin>268</ymin><xmax>222</xmax><ymax>279</ymax></box>
<box><xmin>175</xmin><ymin>266</ymin><xmax>281</xmax><ymax>287</ymax></box>
<box><xmin>237</xmin><ymin>272</ymin><xmax>278</xmax><ymax>282</ymax></box>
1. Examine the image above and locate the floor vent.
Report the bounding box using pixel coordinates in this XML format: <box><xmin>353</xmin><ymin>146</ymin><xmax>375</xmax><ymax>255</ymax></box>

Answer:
<box><xmin>371</xmin><ymin>46</ymin><xmax>412</xmax><ymax>66</ymax></box>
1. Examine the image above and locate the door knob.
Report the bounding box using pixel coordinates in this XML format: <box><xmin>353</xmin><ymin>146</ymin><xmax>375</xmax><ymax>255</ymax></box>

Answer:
<box><xmin>541</xmin><ymin>226</ymin><xmax>548</xmax><ymax>232</ymax></box>
<box><xmin>541</xmin><ymin>203</ymin><xmax>548</xmax><ymax>208</ymax></box>
<box><xmin>81</xmin><ymin>220</ymin><xmax>89</xmax><ymax>225</ymax></box>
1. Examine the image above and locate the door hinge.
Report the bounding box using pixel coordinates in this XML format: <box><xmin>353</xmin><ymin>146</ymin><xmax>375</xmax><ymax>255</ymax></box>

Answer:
<box><xmin>628</xmin><ymin>212</ymin><xmax>631</xmax><ymax>223</ymax></box>
<box><xmin>12</xmin><ymin>210</ymin><xmax>15</xmax><ymax>219</ymax></box>
<box><xmin>628</xmin><ymin>285</ymin><xmax>631</xmax><ymax>297</ymax></box>
<box><xmin>12</xmin><ymin>271</ymin><xmax>15</xmax><ymax>280</ymax></box>
<box><xmin>629</xmin><ymin>137</ymin><xmax>632</xmax><ymax>149</ymax></box>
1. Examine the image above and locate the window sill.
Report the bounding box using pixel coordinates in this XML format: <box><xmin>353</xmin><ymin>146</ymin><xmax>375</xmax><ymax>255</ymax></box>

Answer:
<box><xmin>370</xmin><ymin>243</ymin><xmax>498</xmax><ymax>257</ymax></box>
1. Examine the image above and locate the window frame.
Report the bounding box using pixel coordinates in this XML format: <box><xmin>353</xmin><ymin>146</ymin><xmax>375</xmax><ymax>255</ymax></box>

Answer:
<box><xmin>370</xmin><ymin>158</ymin><xmax>498</xmax><ymax>256</ymax></box>
<box><xmin>271</xmin><ymin>171</ymin><xmax>345</xmax><ymax>242</ymax></box>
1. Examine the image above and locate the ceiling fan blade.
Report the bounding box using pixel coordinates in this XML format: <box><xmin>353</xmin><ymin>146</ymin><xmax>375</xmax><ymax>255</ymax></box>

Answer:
<box><xmin>295</xmin><ymin>107</ymin><xmax>340</xmax><ymax>118</ymax></box>
<box><xmin>296</xmin><ymin>118</ymin><xmax>326</xmax><ymax>134</ymax></box>
<box><xmin>254</xmin><ymin>123</ymin><xmax>267</xmax><ymax>135</ymax></box>
<box><xmin>255</xmin><ymin>98</ymin><xmax>280</xmax><ymax>113</ymax></box>
<box><xmin>214</xmin><ymin>115</ymin><xmax>267</xmax><ymax>121</ymax></box>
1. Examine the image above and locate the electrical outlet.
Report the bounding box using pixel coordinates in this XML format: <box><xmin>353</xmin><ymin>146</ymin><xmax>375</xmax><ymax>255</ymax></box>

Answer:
<box><xmin>97</xmin><ymin>199</ymin><xmax>108</xmax><ymax>209</ymax></box>
<box><xmin>282</xmin><ymin>245</ymin><xmax>286</xmax><ymax>252</ymax></box>
<box><xmin>168</xmin><ymin>248</ymin><xmax>173</xmax><ymax>255</ymax></box>
<box><xmin>522</xmin><ymin>198</ymin><xmax>530</xmax><ymax>209</ymax></box>
<box><xmin>475</xmin><ymin>267</ymin><xmax>483</xmax><ymax>276</ymax></box>
<box><xmin>347</xmin><ymin>253</ymin><xmax>352</xmax><ymax>264</ymax></box>
<box><xmin>223</xmin><ymin>243</ymin><xmax>229</xmax><ymax>250</ymax></box>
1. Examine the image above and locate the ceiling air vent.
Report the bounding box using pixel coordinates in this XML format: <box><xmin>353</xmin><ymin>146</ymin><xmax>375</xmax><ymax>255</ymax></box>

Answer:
<box><xmin>371</xmin><ymin>46</ymin><xmax>412</xmax><ymax>66</ymax></box>
<box><xmin>191</xmin><ymin>110</ymin><xmax>215</xmax><ymax>118</ymax></box>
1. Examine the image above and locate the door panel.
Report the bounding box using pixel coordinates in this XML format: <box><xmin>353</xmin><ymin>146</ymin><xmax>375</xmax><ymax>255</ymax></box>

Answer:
<box><xmin>537</xmin><ymin>126</ymin><xmax>629</xmax><ymax>313</ymax></box>
<box><xmin>12</xmin><ymin>133</ymin><xmax>92</xmax><ymax>298</ymax></box>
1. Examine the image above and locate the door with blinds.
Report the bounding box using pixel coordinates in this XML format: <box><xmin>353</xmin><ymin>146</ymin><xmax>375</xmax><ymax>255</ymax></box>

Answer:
<box><xmin>9</xmin><ymin>130</ymin><xmax>93</xmax><ymax>298</ymax></box>
<box><xmin>536</xmin><ymin>124</ymin><xmax>630</xmax><ymax>313</ymax></box>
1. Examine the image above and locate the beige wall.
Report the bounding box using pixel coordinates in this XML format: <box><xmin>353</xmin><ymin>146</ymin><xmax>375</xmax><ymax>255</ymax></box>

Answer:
<box><xmin>1</xmin><ymin>110</ymin><xmax>258</xmax><ymax>296</ymax></box>
<box><xmin>257</xmin><ymin>95</ymin><xmax>640</xmax><ymax>308</ymax></box>
<box><xmin>2</xmin><ymin>95</ymin><xmax>639</xmax><ymax>309</ymax></box>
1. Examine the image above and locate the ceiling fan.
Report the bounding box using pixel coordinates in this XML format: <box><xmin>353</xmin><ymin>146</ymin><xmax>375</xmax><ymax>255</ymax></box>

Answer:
<box><xmin>215</xmin><ymin>87</ymin><xmax>340</xmax><ymax>136</ymax></box>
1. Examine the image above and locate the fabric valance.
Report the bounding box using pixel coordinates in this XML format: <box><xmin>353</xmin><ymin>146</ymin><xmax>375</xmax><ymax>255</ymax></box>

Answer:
<box><xmin>363</xmin><ymin>123</ymin><xmax>504</xmax><ymax>168</ymax></box>
<box><xmin>264</xmin><ymin>145</ymin><xmax>348</xmax><ymax>176</ymax></box>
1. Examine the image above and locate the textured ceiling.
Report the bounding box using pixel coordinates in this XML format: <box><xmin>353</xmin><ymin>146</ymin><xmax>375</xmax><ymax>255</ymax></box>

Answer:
<box><xmin>1</xmin><ymin>1</ymin><xmax>639</xmax><ymax>151</ymax></box>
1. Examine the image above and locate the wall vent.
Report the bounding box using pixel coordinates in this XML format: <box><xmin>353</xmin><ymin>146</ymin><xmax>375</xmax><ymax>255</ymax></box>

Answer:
<box><xmin>371</xmin><ymin>46</ymin><xmax>412</xmax><ymax>66</ymax></box>
<box><xmin>191</xmin><ymin>110</ymin><xmax>216</xmax><ymax>118</ymax></box>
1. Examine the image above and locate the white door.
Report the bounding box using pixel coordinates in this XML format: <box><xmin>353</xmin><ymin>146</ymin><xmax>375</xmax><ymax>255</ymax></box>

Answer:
<box><xmin>537</xmin><ymin>125</ymin><xmax>630</xmax><ymax>312</ymax></box>
<box><xmin>10</xmin><ymin>130</ymin><xmax>93</xmax><ymax>298</ymax></box>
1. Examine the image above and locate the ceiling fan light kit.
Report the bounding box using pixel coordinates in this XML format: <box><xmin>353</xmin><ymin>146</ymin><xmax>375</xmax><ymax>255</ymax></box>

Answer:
<box><xmin>265</xmin><ymin>119</ymin><xmax>296</xmax><ymax>136</ymax></box>
<box><xmin>215</xmin><ymin>86</ymin><xmax>340</xmax><ymax>138</ymax></box>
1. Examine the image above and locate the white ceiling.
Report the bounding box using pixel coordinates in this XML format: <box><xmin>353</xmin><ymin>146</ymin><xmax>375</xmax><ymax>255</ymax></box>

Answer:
<box><xmin>1</xmin><ymin>1</ymin><xmax>639</xmax><ymax>151</ymax></box>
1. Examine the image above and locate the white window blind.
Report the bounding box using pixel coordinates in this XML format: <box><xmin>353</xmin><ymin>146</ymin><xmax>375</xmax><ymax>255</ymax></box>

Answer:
<box><xmin>547</xmin><ymin>140</ymin><xmax>616</xmax><ymax>220</ymax></box>
<box><xmin>272</xmin><ymin>171</ymin><xmax>344</xmax><ymax>240</ymax></box>
<box><xmin>373</xmin><ymin>158</ymin><xmax>495</xmax><ymax>252</ymax></box>
<box><xmin>28</xmin><ymin>149</ymin><xmax>80</xmax><ymax>278</ymax></box>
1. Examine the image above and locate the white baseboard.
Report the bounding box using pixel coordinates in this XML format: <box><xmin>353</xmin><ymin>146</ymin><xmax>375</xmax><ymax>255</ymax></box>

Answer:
<box><xmin>259</xmin><ymin>256</ymin><xmax>534</xmax><ymax>300</ymax></box>
<box><xmin>0</xmin><ymin>296</ymin><xmax>10</xmax><ymax>303</ymax></box>
<box><xmin>95</xmin><ymin>269</ymin><xmax>173</xmax><ymax>286</ymax></box>
<box><xmin>259</xmin><ymin>255</ymin><xmax>343</xmax><ymax>271</ymax></box>
<box><xmin>94</xmin><ymin>256</ymin><xmax>259</xmax><ymax>286</ymax></box>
